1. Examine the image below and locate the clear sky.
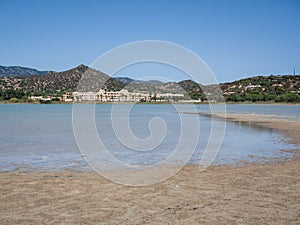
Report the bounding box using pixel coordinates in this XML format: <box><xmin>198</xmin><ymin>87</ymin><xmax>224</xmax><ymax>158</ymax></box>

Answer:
<box><xmin>0</xmin><ymin>0</ymin><xmax>299</xmax><ymax>83</ymax></box>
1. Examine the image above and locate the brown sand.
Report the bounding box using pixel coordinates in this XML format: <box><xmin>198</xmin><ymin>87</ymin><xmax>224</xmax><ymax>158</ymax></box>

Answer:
<box><xmin>0</xmin><ymin>114</ymin><xmax>299</xmax><ymax>224</ymax></box>
<box><xmin>201</xmin><ymin>112</ymin><xmax>300</xmax><ymax>145</ymax></box>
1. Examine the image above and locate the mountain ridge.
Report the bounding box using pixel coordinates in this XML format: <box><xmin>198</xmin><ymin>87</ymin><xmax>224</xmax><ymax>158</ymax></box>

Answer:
<box><xmin>0</xmin><ymin>64</ymin><xmax>299</xmax><ymax>102</ymax></box>
<box><xmin>0</xmin><ymin>65</ymin><xmax>49</xmax><ymax>77</ymax></box>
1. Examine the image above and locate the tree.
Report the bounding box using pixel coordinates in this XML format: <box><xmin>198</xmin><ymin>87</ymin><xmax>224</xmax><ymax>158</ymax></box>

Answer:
<box><xmin>286</xmin><ymin>93</ymin><xmax>300</xmax><ymax>102</ymax></box>
<box><xmin>1</xmin><ymin>89</ymin><xmax>26</xmax><ymax>100</ymax></box>
<box><xmin>275</xmin><ymin>94</ymin><xmax>287</xmax><ymax>102</ymax></box>
<box><xmin>263</xmin><ymin>93</ymin><xmax>276</xmax><ymax>101</ymax></box>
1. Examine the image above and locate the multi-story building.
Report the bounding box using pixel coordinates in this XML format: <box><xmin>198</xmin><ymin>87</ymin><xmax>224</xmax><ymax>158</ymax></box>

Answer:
<box><xmin>73</xmin><ymin>89</ymin><xmax>151</xmax><ymax>102</ymax></box>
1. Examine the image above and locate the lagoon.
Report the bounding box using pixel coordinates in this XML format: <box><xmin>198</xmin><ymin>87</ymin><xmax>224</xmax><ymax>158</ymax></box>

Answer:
<box><xmin>0</xmin><ymin>104</ymin><xmax>299</xmax><ymax>171</ymax></box>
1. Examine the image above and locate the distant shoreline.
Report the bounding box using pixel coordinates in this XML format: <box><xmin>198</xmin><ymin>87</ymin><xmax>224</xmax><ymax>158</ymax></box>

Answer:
<box><xmin>1</xmin><ymin>101</ymin><xmax>300</xmax><ymax>106</ymax></box>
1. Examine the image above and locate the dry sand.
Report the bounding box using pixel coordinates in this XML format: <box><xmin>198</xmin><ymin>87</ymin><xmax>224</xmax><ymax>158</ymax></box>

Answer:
<box><xmin>0</xmin><ymin>113</ymin><xmax>299</xmax><ymax>224</ymax></box>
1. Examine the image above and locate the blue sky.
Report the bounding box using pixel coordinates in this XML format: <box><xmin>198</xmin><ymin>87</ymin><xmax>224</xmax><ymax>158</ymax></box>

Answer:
<box><xmin>0</xmin><ymin>0</ymin><xmax>299</xmax><ymax>82</ymax></box>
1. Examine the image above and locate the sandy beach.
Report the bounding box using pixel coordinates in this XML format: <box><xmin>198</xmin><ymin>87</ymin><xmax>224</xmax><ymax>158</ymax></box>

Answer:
<box><xmin>0</xmin><ymin>114</ymin><xmax>299</xmax><ymax>224</ymax></box>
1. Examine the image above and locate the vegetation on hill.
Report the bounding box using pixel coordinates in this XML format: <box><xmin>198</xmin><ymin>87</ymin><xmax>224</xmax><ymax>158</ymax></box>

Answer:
<box><xmin>0</xmin><ymin>65</ymin><xmax>49</xmax><ymax>77</ymax></box>
<box><xmin>178</xmin><ymin>80</ymin><xmax>206</xmax><ymax>100</ymax></box>
<box><xmin>0</xmin><ymin>64</ymin><xmax>299</xmax><ymax>103</ymax></box>
<box><xmin>175</xmin><ymin>75</ymin><xmax>300</xmax><ymax>103</ymax></box>
<box><xmin>0</xmin><ymin>65</ymin><xmax>124</xmax><ymax>97</ymax></box>
<box><xmin>115</xmin><ymin>77</ymin><xmax>135</xmax><ymax>84</ymax></box>
<box><xmin>220</xmin><ymin>75</ymin><xmax>300</xmax><ymax>103</ymax></box>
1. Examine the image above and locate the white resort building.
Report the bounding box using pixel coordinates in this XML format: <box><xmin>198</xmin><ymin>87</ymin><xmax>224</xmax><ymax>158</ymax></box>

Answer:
<box><xmin>72</xmin><ymin>89</ymin><xmax>185</xmax><ymax>102</ymax></box>
<box><xmin>73</xmin><ymin>89</ymin><xmax>151</xmax><ymax>102</ymax></box>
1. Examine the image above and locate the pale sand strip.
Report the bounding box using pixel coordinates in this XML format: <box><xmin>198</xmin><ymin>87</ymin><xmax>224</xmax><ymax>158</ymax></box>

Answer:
<box><xmin>199</xmin><ymin>112</ymin><xmax>300</xmax><ymax>145</ymax></box>
<box><xmin>0</xmin><ymin>114</ymin><xmax>299</xmax><ymax>224</ymax></box>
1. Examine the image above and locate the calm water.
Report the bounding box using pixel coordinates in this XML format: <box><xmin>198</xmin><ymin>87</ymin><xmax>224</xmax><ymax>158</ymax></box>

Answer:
<box><xmin>0</xmin><ymin>104</ymin><xmax>299</xmax><ymax>171</ymax></box>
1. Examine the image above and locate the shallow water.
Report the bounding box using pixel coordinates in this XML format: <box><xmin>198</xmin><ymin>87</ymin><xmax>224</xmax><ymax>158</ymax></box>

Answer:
<box><xmin>0</xmin><ymin>104</ymin><xmax>298</xmax><ymax>171</ymax></box>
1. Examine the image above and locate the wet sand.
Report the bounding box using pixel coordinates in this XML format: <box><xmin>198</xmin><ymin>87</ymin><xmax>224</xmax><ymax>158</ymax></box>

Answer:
<box><xmin>200</xmin><ymin>112</ymin><xmax>300</xmax><ymax>145</ymax></box>
<box><xmin>0</xmin><ymin>114</ymin><xmax>299</xmax><ymax>224</ymax></box>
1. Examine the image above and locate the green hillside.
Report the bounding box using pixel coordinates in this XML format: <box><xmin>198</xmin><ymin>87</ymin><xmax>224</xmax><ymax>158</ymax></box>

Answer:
<box><xmin>0</xmin><ymin>64</ymin><xmax>299</xmax><ymax>103</ymax></box>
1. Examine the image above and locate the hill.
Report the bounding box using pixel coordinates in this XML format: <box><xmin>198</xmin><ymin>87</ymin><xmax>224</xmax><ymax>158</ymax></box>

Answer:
<box><xmin>0</xmin><ymin>64</ymin><xmax>299</xmax><ymax>103</ymax></box>
<box><xmin>115</xmin><ymin>77</ymin><xmax>135</xmax><ymax>84</ymax></box>
<box><xmin>0</xmin><ymin>64</ymin><xmax>124</xmax><ymax>94</ymax></box>
<box><xmin>220</xmin><ymin>75</ymin><xmax>300</xmax><ymax>102</ymax></box>
<box><xmin>0</xmin><ymin>65</ymin><xmax>49</xmax><ymax>77</ymax></box>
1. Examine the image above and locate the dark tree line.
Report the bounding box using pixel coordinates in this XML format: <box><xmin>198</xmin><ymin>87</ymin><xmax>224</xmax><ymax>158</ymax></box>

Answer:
<box><xmin>225</xmin><ymin>92</ymin><xmax>300</xmax><ymax>103</ymax></box>
<box><xmin>0</xmin><ymin>89</ymin><xmax>27</xmax><ymax>100</ymax></box>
